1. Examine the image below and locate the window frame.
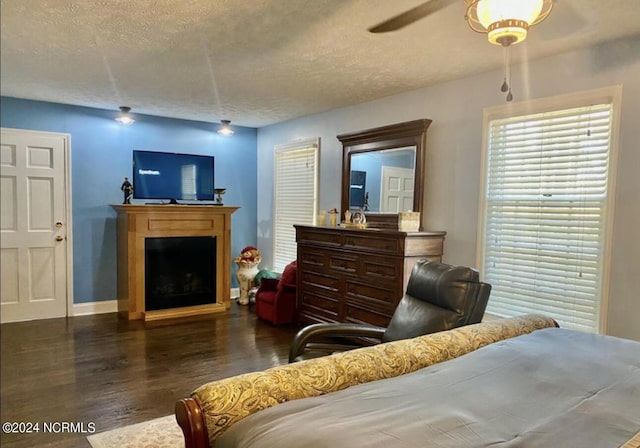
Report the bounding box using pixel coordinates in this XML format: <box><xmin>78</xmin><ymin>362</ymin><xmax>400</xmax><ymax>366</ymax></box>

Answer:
<box><xmin>272</xmin><ymin>138</ymin><xmax>320</xmax><ymax>273</ymax></box>
<box><xmin>476</xmin><ymin>86</ymin><xmax>622</xmax><ymax>333</ymax></box>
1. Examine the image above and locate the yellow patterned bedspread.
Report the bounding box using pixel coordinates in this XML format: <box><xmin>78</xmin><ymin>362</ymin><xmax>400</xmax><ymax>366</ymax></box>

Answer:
<box><xmin>191</xmin><ymin>314</ymin><xmax>557</xmax><ymax>445</ymax></box>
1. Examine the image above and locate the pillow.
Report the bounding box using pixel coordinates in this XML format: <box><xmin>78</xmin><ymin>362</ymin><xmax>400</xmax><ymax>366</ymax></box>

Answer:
<box><xmin>255</xmin><ymin>269</ymin><xmax>279</xmax><ymax>286</ymax></box>
<box><xmin>278</xmin><ymin>261</ymin><xmax>297</xmax><ymax>291</ymax></box>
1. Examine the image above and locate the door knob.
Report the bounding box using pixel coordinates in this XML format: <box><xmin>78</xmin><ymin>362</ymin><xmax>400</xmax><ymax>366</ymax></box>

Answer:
<box><xmin>55</xmin><ymin>236</ymin><xmax>64</xmax><ymax>242</ymax></box>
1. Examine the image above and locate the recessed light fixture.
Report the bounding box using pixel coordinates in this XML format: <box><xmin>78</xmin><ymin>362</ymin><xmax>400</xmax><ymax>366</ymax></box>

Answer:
<box><xmin>217</xmin><ymin>120</ymin><xmax>234</xmax><ymax>136</ymax></box>
<box><xmin>115</xmin><ymin>106</ymin><xmax>135</xmax><ymax>125</ymax></box>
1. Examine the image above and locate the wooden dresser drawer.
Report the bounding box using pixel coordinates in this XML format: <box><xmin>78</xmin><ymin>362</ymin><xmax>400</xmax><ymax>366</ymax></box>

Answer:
<box><xmin>300</xmin><ymin>271</ymin><xmax>340</xmax><ymax>293</ymax></box>
<box><xmin>404</xmin><ymin>236</ymin><xmax>445</xmax><ymax>257</ymax></box>
<box><xmin>298</xmin><ymin>248</ymin><xmax>328</xmax><ymax>269</ymax></box>
<box><xmin>343</xmin><ymin>234</ymin><xmax>401</xmax><ymax>255</ymax></box>
<box><xmin>298</xmin><ymin>289</ymin><xmax>340</xmax><ymax>322</ymax></box>
<box><xmin>359</xmin><ymin>254</ymin><xmax>401</xmax><ymax>280</ymax></box>
<box><xmin>297</xmin><ymin>228</ymin><xmax>342</xmax><ymax>247</ymax></box>
<box><xmin>328</xmin><ymin>253</ymin><xmax>358</xmax><ymax>274</ymax></box>
<box><xmin>295</xmin><ymin>225</ymin><xmax>446</xmax><ymax>326</ymax></box>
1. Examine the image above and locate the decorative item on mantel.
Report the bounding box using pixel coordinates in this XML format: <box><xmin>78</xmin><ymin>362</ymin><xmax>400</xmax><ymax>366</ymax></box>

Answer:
<box><xmin>213</xmin><ymin>188</ymin><xmax>226</xmax><ymax>206</ymax></box>
<box><xmin>398</xmin><ymin>211</ymin><xmax>420</xmax><ymax>232</ymax></box>
<box><xmin>234</xmin><ymin>246</ymin><xmax>261</xmax><ymax>305</ymax></box>
<box><xmin>120</xmin><ymin>177</ymin><xmax>133</xmax><ymax>204</ymax></box>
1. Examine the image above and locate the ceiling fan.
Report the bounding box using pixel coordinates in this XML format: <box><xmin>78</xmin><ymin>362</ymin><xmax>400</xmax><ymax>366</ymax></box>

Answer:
<box><xmin>368</xmin><ymin>0</ymin><xmax>588</xmax><ymax>42</ymax></box>
<box><xmin>368</xmin><ymin>0</ymin><xmax>459</xmax><ymax>34</ymax></box>
<box><xmin>369</xmin><ymin>0</ymin><xmax>561</xmax><ymax>102</ymax></box>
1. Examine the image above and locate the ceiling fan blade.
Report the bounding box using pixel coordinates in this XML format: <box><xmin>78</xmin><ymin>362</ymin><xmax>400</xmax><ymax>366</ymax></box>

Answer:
<box><xmin>368</xmin><ymin>0</ymin><xmax>458</xmax><ymax>33</ymax></box>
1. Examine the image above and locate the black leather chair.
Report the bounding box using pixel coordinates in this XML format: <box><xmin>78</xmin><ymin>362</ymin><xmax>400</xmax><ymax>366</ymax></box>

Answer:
<box><xmin>289</xmin><ymin>259</ymin><xmax>491</xmax><ymax>362</ymax></box>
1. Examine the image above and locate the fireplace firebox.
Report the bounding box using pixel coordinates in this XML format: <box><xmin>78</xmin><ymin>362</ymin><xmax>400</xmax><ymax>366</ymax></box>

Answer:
<box><xmin>145</xmin><ymin>236</ymin><xmax>216</xmax><ymax>311</ymax></box>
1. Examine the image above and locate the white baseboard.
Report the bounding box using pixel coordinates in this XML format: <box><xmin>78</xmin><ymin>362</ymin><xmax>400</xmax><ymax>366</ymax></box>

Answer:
<box><xmin>72</xmin><ymin>289</ymin><xmax>240</xmax><ymax>315</ymax></box>
<box><xmin>72</xmin><ymin>300</ymin><xmax>118</xmax><ymax>316</ymax></box>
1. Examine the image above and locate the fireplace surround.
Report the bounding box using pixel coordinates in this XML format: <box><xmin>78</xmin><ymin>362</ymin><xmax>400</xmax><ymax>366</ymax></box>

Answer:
<box><xmin>112</xmin><ymin>204</ymin><xmax>238</xmax><ymax>320</ymax></box>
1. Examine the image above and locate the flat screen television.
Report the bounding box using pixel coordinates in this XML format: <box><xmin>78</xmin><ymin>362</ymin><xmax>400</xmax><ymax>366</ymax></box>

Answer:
<box><xmin>132</xmin><ymin>150</ymin><xmax>215</xmax><ymax>202</ymax></box>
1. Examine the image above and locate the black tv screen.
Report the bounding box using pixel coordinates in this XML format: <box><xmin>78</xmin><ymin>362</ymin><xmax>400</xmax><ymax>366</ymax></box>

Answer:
<box><xmin>132</xmin><ymin>150</ymin><xmax>215</xmax><ymax>201</ymax></box>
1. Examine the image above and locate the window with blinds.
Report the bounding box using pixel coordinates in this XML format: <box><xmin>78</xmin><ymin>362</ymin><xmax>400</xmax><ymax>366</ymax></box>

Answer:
<box><xmin>273</xmin><ymin>139</ymin><xmax>319</xmax><ymax>272</ymax></box>
<box><xmin>479</xmin><ymin>89</ymin><xmax>620</xmax><ymax>333</ymax></box>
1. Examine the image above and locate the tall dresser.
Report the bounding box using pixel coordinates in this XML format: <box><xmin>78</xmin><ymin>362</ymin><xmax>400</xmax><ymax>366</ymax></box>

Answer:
<box><xmin>295</xmin><ymin>225</ymin><xmax>446</xmax><ymax>326</ymax></box>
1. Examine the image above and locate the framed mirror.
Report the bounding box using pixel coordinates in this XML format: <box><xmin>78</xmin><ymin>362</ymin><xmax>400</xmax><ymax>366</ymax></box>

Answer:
<box><xmin>339</xmin><ymin>119</ymin><xmax>431</xmax><ymax>230</ymax></box>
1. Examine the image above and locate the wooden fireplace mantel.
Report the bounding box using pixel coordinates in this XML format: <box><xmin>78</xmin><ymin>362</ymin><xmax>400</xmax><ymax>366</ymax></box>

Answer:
<box><xmin>111</xmin><ymin>204</ymin><xmax>239</xmax><ymax>321</ymax></box>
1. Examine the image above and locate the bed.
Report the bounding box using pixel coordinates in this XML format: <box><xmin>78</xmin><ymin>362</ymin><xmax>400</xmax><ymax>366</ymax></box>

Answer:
<box><xmin>175</xmin><ymin>315</ymin><xmax>640</xmax><ymax>448</ymax></box>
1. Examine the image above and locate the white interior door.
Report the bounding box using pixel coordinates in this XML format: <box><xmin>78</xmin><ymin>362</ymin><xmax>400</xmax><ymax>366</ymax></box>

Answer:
<box><xmin>381</xmin><ymin>166</ymin><xmax>414</xmax><ymax>213</ymax></box>
<box><xmin>1</xmin><ymin>128</ymin><xmax>69</xmax><ymax>322</ymax></box>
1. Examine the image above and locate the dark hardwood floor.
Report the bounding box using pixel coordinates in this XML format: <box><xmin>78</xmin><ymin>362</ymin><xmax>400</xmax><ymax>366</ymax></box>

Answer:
<box><xmin>0</xmin><ymin>302</ymin><xmax>300</xmax><ymax>448</ymax></box>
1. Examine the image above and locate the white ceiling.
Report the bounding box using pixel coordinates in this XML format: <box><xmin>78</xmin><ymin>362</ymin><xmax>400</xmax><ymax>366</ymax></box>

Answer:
<box><xmin>2</xmin><ymin>0</ymin><xmax>639</xmax><ymax>128</ymax></box>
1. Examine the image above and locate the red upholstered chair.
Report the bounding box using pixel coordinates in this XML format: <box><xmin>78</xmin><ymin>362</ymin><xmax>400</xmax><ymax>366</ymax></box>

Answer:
<box><xmin>255</xmin><ymin>261</ymin><xmax>297</xmax><ymax>325</ymax></box>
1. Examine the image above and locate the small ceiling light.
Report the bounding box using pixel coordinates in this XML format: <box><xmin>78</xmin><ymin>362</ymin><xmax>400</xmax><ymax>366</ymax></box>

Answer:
<box><xmin>217</xmin><ymin>120</ymin><xmax>234</xmax><ymax>136</ymax></box>
<box><xmin>115</xmin><ymin>106</ymin><xmax>135</xmax><ymax>125</ymax></box>
<box><xmin>465</xmin><ymin>0</ymin><xmax>553</xmax><ymax>102</ymax></box>
<box><xmin>465</xmin><ymin>0</ymin><xmax>553</xmax><ymax>47</ymax></box>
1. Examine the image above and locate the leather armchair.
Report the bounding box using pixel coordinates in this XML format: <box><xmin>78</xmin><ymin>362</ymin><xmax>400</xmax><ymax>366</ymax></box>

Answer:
<box><xmin>255</xmin><ymin>261</ymin><xmax>297</xmax><ymax>325</ymax></box>
<box><xmin>289</xmin><ymin>259</ymin><xmax>491</xmax><ymax>362</ymax></box>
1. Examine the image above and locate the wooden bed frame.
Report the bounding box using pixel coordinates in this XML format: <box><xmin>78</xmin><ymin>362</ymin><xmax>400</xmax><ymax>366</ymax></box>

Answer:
<box><xmin>176</xmin><ymin>398</ymin><xmax>210</xmax><ymax>448</ymax></box>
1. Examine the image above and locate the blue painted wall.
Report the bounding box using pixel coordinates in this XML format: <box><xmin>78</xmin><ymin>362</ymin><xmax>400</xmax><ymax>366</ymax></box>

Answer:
<box><xmin>0</xmin><ymin>97</ymin><xmax>258</xmax><ymax>303</ymax></box>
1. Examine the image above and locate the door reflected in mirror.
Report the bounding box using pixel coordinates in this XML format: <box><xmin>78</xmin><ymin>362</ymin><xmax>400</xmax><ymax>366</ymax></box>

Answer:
<box><xmin>349</xmin><ymin>146</ymin><xmax>416</xmax><ymax>213</ymax></box>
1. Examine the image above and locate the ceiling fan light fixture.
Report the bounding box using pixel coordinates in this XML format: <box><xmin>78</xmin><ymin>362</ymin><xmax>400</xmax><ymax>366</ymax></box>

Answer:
<box><xmin>217</xmin><ymin>120</ymin><xmax>234</xmax><ymax>136</ymax></box>
<box><xmin>465</xmin><ymin>0</ymin><xmax>553</xmax><ymax>46</ymax></box>
<box><xmin>115</xmin><ymin>106</ymin><xmax>135</xmax><ymax>125</ymax></box>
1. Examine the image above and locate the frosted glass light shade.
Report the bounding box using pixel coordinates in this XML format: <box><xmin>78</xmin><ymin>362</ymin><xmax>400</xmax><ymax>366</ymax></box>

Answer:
<box><xmin>217</xmin><ymin>120</ymin><xmax>234</xmax><ymax>136</ymax></box>
<box><xmin>477</xmin><ymin>0</ymin><xmax>544</xmax><ymax>28</ymax></box>
<box><xmin>465</xmin><ymin>0</ymin><xmax>553</xmax><ymax>46</ymax></box>
<box><xmin>115</xmin><ymin>106</ymin><xmax>135</xmax><ymax>125</ymax></box>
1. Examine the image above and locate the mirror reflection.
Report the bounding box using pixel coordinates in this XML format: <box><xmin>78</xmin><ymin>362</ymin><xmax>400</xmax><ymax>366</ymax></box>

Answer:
<box><xmin>349</xmin><ymin>146</ymin><xmax>416</xmax><ymax>213</ymax></box>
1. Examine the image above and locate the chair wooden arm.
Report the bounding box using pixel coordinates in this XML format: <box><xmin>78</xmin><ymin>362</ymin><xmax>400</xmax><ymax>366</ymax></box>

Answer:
<box><xmin>288</xmin><ymin>322</ymin><xmax>386</xmax><ymax>362</ymax></box>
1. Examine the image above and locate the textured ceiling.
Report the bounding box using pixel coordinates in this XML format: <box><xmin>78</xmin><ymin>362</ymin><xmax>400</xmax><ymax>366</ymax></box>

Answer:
<box><xmin>1</xmin><ymin>0</ymin><xmax>639</xmax><ymax>128</ymax></box>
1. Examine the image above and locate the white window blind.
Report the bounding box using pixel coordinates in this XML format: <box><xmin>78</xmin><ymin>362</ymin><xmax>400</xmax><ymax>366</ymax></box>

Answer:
<box><xmin>480</xmin><ymin>100</ymin><xmax>616</xmax><ymax>333</ymax></box>
<box><xmin>273</xmin><ymin>140</ymin><xmax>319</xmax><ymax>272</ymax></box>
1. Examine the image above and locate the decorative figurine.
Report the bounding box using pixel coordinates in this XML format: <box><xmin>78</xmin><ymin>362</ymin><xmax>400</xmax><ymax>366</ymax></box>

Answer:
<box><xmin>234</xmin><ymin>246</ymin><xmax>262</xmax><ymax>305</ymax></box>
<box><xmin>352</xmin><ymin>210</ymin><xmax>367</xmax><ymax>225</ymax></box>
<box><xmin>213</xmin><ymin>188</ymin><xmax>226</xmax><ymax>206</ymax></box>
<box><xmin>328</xmin><ymin>208</ymin><xmax>338</xmax><ymax>227</ymax></box>
<box><xmin>121</xmin><ymin>177</ymin><xmax>133</xmax><ymax>204</ymax></box>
